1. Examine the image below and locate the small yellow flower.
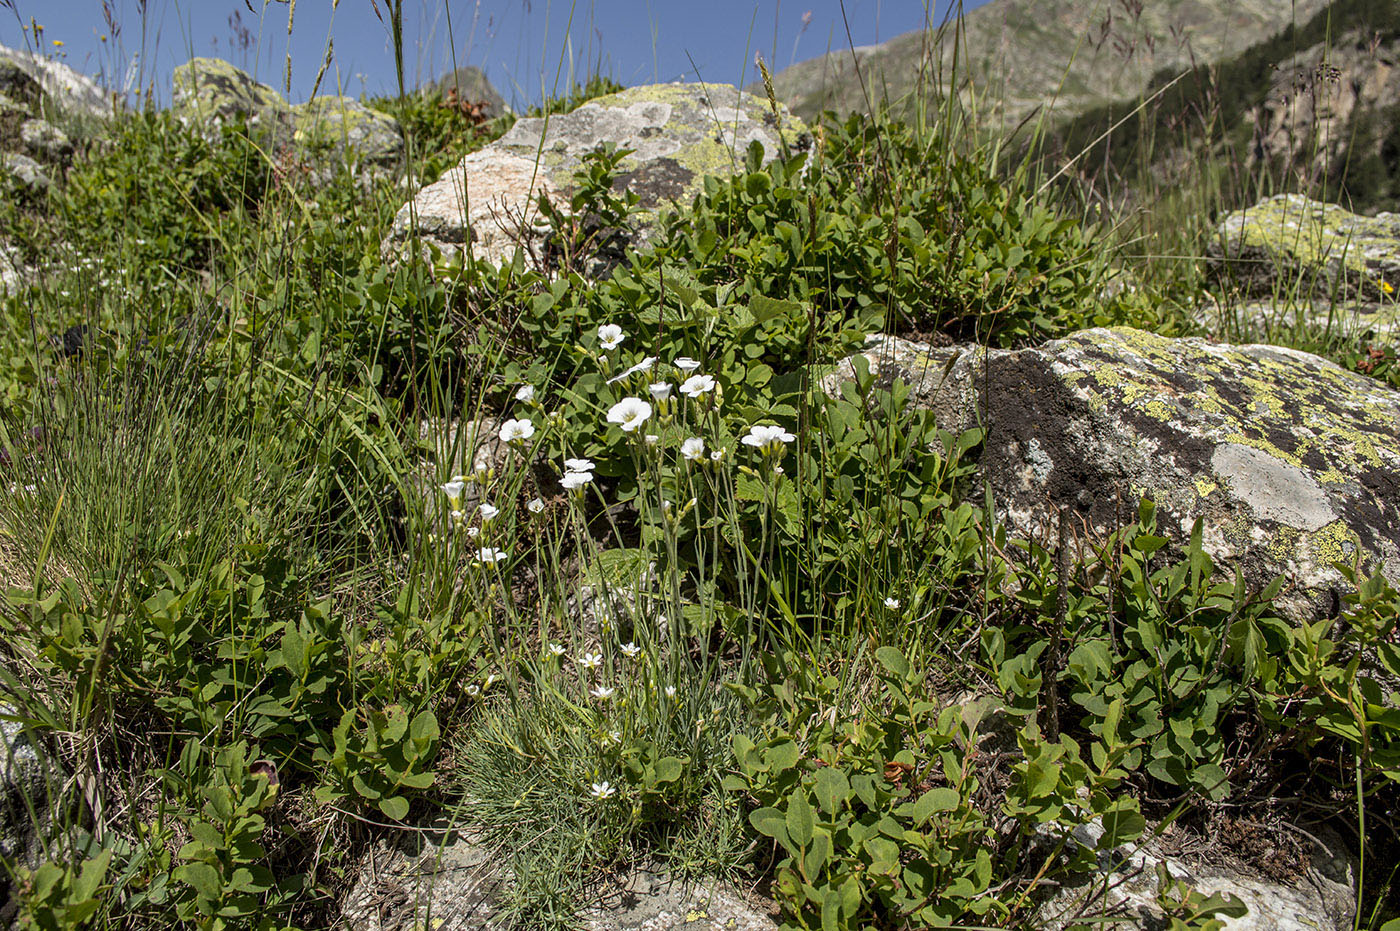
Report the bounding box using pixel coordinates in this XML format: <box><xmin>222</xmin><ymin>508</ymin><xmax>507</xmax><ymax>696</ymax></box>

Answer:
<box><xmin>1381</xmin><ymin>280</ymin><xmax>1394</xmax><ymax>295</ymax></box>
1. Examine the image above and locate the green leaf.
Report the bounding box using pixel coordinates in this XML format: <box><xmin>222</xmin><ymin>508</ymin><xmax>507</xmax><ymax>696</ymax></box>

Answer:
<box><xmin>786</xmin><ymin>790</ymin><xmax>815</xmax><ymax>848</ymax></box>
<box><xmin>378</xmin><ymin>795</ymin><xmax>410</xmax><ymax>821</ymax></box>
<box><xmin>174</xmin><ymin>862</ymin><xmax>223</xmax><ymax>901</ymax></box>
<box><xmin>749</xmin><ymin>807</ymin><xmax>791</xmax><ymax>849</ymax></box>
<box><xmin>904</xmin><ymin>786</ymin><xmax>961</xmax><ymax>823</ymax></box>
<box><xmin>875</xmin><ymin>646</ymin><xmax>909</xmax><ymax>679</ymax></box>
<box><xmin>651</xmin><ymin>756</ymin><xmax>684</xmax><ymax>785</ymax></box>
<box><xmin>812</xmin><ymin>767</ymin><xmax>851</xmax><ymax>816</ymax></box>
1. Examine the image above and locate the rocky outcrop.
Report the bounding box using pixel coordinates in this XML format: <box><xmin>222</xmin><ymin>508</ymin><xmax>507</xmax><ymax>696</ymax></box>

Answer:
<box><xmin>1208</xmin><ymin>194</ymin><xmax>1400</xmax><ymax>300</ymax></box>
<box><xmin>827</xmin><ymin>327</ymin><xmax>1400</xmax><ymax>621</ymax></box>
<box><xmin>385</xmin><ymin>82</ymin><xmax>807</xmax><ymax>269</ymax></box>
<box><xmin>1037</xmin><ymin>819</ymin><xmax>1355</xmax><ymax>930</ymax></box>
<box><xmin>434</xmin><ymin>65</ymin><xmax>507</xmax><ymax>117</ymax></box>
<box><xmin>0</xmin><ymin>45</ymin><xmax>113</xmax><ymax>121</ymax></box>
<box><xmin>339</xmin><ymin>833</ymin><xmax>775</xmax><ymax>930</ymax></box>
<box><xmin>171</xmin><ymin>59</ymin><xmax>403</xmax><ymax>180</ymax></box>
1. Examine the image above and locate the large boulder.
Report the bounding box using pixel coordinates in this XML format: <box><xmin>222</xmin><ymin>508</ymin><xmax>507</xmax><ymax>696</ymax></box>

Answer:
<box><xmin>385</xmin><ymin>82</ymin><xmax>808</xmax><ymax>268</ymax></box>
<box><xmin>827</xmin><ymin>327</ymin><xmax>1400</xmax><ymax>621</ymax></box>
<box><xmin>0</xmin><ymin>45</ymin><xmax>113</xmax><ymax>121</ymax></box>
<box><xmin>434</xmin><ymin>65</ymin><xmax>507</xmax><ymax>117</ymax></box>
<box><xmin>171</xmin><ymin>58</ymin><xmax>403</xmax><ymax>180</ymax></box>
<box><xmin>338</xmin><ymin>833</ymin><xmax>775</xmax><ymax>930</ymax></box>
<box><xmin>1208</xmin><ymin>194</ymin><xmax>1400</xmax><ymax>301</ymax></box>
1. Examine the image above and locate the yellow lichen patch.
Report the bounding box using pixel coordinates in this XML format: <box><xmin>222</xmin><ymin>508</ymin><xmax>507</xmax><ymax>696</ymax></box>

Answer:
<box><xmin>1307</xmin><ymin>520</ymin><xmax>1361</xmax><ymax>568</ymax></box>
<box><xmin>1223</xmin><ymin>431</ymin><xmax>1303</xmax><ymax>469</ymax></box>
<box><xmin>1193</xmin><ymin>478</ymin><xmax>1218</xmax><ymax>498</ymax></box>
<box><xmin>1265</xmin><ymin>525</ymin><xmax>1301</xmax><ymax>561</ymax></box>
<box><xmin>1142</xmin><ymin>399</ymin><xmax>1173</xmax><ymax>421</ymax></box>
<box><xmin>1316</xmin><ymin>468</ymin><xmax>1348</xmax><ymax>485</ymax></box>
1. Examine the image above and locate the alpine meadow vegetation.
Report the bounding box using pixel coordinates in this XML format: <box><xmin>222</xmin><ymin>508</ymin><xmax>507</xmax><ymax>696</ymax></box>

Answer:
<box><xmin>0</xmin><ymin>3</ymin><xmax>1397</xmax><ymax>931</ymax></box>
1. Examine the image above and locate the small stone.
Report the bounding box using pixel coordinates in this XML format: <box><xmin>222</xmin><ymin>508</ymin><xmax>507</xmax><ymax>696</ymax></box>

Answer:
<box><xmin>2</xmin><ymin>152</ymin><xmax>51</xmax><ymax>192</ymax></box>
<box><xmin>20</xmin><ymin>118</ymin><xmax>71</xmax><ymax>161</ymax></box>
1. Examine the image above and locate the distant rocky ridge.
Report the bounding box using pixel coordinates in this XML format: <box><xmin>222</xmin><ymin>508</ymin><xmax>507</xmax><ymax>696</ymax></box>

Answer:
<box><xmin>762</xmin><ymin>0</ymin><xmax>1331</xmax><ymax>129</ymax></box>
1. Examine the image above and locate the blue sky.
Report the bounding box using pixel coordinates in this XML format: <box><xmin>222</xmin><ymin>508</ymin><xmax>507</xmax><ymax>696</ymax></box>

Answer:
<box><xmin>0</xmin><ymin>1</ymin><xmax>989</xmax><ymax>107</ymax></box>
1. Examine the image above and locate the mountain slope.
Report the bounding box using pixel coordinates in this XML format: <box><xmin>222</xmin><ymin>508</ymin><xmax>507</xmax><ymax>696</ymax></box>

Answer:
<box><xmin>766</xmin><ymin>0</ymin><xmax>1332</xmax><ymax>130</ymax></box>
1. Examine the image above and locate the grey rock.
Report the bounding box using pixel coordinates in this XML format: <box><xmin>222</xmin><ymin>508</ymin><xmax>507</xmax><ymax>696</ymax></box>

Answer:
<box><xmin>20</xmin><ymin>118</ymin><xmax>71</xmax><ymax>162</ymax></box>
<box><xmin>1192</xmin><ymin>297</ymin><xmax>1400</xmax><ymax>344</ymax></box>
<box><xmin>339</xmin><ymin>833</ymin><xmax>774</xmax><ymax>931</ymax></box>
<box><xmin>0</xmin><ymin>244</ymin><xmax>23</xmax><ymax>293</ymax></box>
<box><xmin>0</xmin><ymin>45</ymin><xmax>114</xmax><ymax>121</ymax></box>
<box><xmin>434</xmin><ymin>66</ymin><xmax>508</xmax><ymax>117</ymax></box>
<box><xmin>3</xmin><ymin>152</ymin><xmax>51</xmax><ymax>192</ymax></box>
<box><xmin>1037</xmin><ymin>821</ymin><xmax>1355</xmax><ymax>931</ymax></box>
<box><xmin>1208</xmin><ymin>194</ymin><xmax>1400</xmax><ymax>301</ymax></box>
<box><xmin>171</xmin><ymin>58</ymin><xmax>404</xmax><ymax>181</ymax></box>
<box><xmin>825</xmin><ymin>327</ymin><xmax>1400</xmax><ymax>621</ymax></box>
<box><xmin>1</xmin><ymin>706</ymin><xmax>51</xmax><ymax>870</ymax></box>
<box><xmin>385</xmin><ymin>82</ymin><xmax>808</xmax><ymax>269</ymax></box>
<box><xmin>0</xmin><ymin>60</ymin><xmax>41</xmax><ymax>110</ymax></box>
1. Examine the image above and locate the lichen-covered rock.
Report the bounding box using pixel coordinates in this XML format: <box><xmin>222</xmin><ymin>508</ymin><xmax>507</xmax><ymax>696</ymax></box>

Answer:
<box><xmin>0</xmin><ymin>60</ymin><xmax>41</xmax><ymax>111</ymax></box>
<box><xmin>827</xmin><ymin>327</ymin><xmax>1400</xmax><ymax>620</ymax></box>
<box><xmin>0</xmin><ymin>242</ymin><xmax>23</xmax><ymax>294</ymax></box>
<box><xmin>1037</xmin><ymin>819</ymin><xmax>1355</xmax><ymax>930</ymax></box>
<box><xmin>19</xmin><ymin>118</ymin><xmax>71</xmax><ymax>162</ymax></box>
<box><xmin>171</xmin><ymin>58</ymin><xmax>403</xmax><ymax>180</ymax></box>
<box><xmin>3</xmin><ymin>152</ymin><xmax>51</xmax><ymax>193</ymax></box>
<box><xmin>1193</xmin><ymin>298</ymin><xmax>1400</xmax><ymax>345</ymax></box>
<box><xmin>385</xmin><ymin>82</ymin><xmax>808</xmax><ymax>268</ymax></box>
<box><xmin>172</xmin><ymin>57</ymin><xmax>288</xmax><ymax>133</ymax></box>
<box><xmin>0</xmin><ymin>45</ymin><xmax>113</xmax><ymax>120</ymax></box>
<box><xmin>1</xmin><ymin>705</ymin><xmax>53</xmax><ymax>884</ymax></box>
<box><xmin>434</xmin><ymin>66</ymin><xmax>508</xmax><ymax>117</ymax></box>
<box><xmin>338</xmin><ymin>833</ymin><xmax>774</xmax><ymax>931</ymax></box>
<box><xmin>290</xmin><ymin>95</ymin><xmax>402</xmax><ymax>172</ymax></box>
<box><xmin>1208</xmin><ymin>194</ymin><xmax>1400</xmax><ymax>301</ymax></box>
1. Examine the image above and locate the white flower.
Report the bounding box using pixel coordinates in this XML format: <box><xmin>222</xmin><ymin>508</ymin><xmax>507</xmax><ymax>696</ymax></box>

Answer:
<box><xmin>514</xmin><ymin>385</ymin><xmax>535</xmax><ymax>402</ymax></box>
<box><xmin>561</xmin><ymin>471</ymin><xmax>594</xmax><ymax>490</ymax></box>
<box><xmin>679</xmin><ymin>374</ymin><xmax>715</xmax><ymax>398</ymax></box>
<box><xmin>465</xmin><ymin>684</ymin><xmax>480</xmax><ymax>697</ymax></box>
<box><xmin>442</xmin><ymin>480</ymin><xmax>465</xmax><ymax>503</ymax></box>
<box><xmin>648</xmin><ymin>381</ymin><xmax>672</xmax><ymax>401</ymax></box>
<box><xmin>589</xmin><ymin>780</ymin><xmax>617</xmax><ymax>800</ymax></box>
<box><xmin>527</xmin><ymin>497</ymin><xmax>546</xmax><ymax>514</ymax></box>
<box><xmin>548</xmin><ymin>642</ymin><xmax>566</xmax><ymax>657</ymax></box>
<box><xmin>450</xmin><ymin>509</ymin><xmax>465</xmax><ymax>524</ymax></box>
<box><xmin>466</xmin><ymin>526</ymin><xmax>481</xmax><ymax>538</ymax></box>
<box><xmin>620</xmin><ymin>642</ymin><xmax>641</xmax><ymax>658</ymax></box>
<box><xmin>644</xmin><ymin>433</ymin><xmax>660</xmax><ymax>446</ymax></box>
<box><xmin>607</xmin><ymin>355</ymin><xmax>657</xmax><ymax>384</ymax></box>
<box><xmin>742</xmin><ymin>424</ymin><xmax>796</xmax><ymax>454</ymax></box>
<box><xmin>565</xmin><ymin>457</ymin><xmax>596</xmax><ymax>472</ymax></box>
<box><xmin>478</xmin><ymin>502</ymin><xmax>500</xmax><ymax>522</ymax></box>
<box><xmin>598</xmin><ymin>324</ymin><xmax>625</xmax><ymax>350</ymax></box>
<box><xmin>710</xmin><ymin>448</ymin><xmax>724</xmax><ymax>462</ymax></box>
<box><xmin>607</xmin><ymin>397</ymin><xmax>653</xmax><ymax>433</ymax></box>
<box><xmin>477</xmin><ymin>547</ymin><xmax>507</xmax><ymax>564</ymax></box>
<box><xmin>590</xmin><ymin>685</ymin><xmax>616</xmax><ymax>700</ymax></box>
<box><xmin>680</xmin><ymin>437</ymin><xmax>705</xmax><ymax>461</ymax></box>
<box><xmin>607</xmin><ymin>730</ymin><xmax>623</xmax><ymax>745</ymax></box>
<box><xmin>884</xmin><ymin>597</ymin><xmax>901</xmax><ymax>609</ymax></box>
<box><xmin>579</xmin><ymin>652</ymin><xmax>603</xmax><ymax>671</ymax></box>
<box><xmin>664</xmin><ymin>686</ymin><xmax>677</xmax><ymax>698</ymax></box>
<box><xmin>499</xmin><ymin>418</ymin><xmax>536</xmax><ymax>444</ymax></box>
<box><xmin>674</xmin><ymin>356</ymin><xmax>701</xmax><ymax>372</ymax></box>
